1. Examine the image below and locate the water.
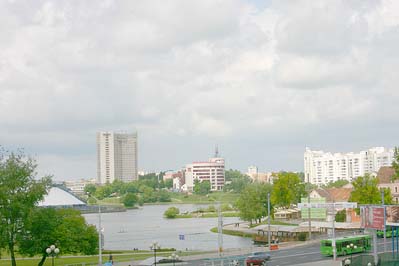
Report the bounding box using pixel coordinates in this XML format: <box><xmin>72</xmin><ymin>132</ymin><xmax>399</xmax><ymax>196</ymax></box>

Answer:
<box><xmin>83</xmin><ymin>204</ymin><xmax>253</xmax><ymax>251</ymax></box>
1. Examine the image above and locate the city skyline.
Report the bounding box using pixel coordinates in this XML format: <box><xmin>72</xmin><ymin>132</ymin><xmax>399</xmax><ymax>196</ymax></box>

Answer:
<box><xmin>1</xmin><ymin>1</ymin><xmax>399</xmax><ymax>180</ymax></box>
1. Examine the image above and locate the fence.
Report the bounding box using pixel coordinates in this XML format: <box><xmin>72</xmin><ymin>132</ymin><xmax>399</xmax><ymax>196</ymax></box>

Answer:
<box><xmin>342</xmin><ymin>252</ymin><xmax>399</xmax><ymax>266</ymax></box>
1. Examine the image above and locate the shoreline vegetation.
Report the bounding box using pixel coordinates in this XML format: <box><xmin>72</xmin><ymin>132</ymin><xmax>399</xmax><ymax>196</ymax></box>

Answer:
<box><xmin>0</xmin><ymin>250</ymin><xmax>206</xmax><ymax>266</ymax></box>
<box><xmin>95</xmin><ymin>192</ymin><xmax>240</xmax><ymax>206</ymax></box>
<box><xmin>164</xmin><ymin>204</ymin><xmax>238</xmax><ymax>219</ymax></box>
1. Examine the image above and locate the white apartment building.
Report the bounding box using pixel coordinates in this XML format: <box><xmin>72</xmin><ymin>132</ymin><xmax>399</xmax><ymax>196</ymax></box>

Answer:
<box><xmin>304</xmin><ymin>147</ymin><xmax>394</xmax><ymax>185</ymax></box>
<box><xmin>97</xmin><ymin>131</ymin><xmax>138</xmax><ymax>184</ymax></box>
<box><xmin>185</xmin><ymin>157</ymin><xmax>225</xmax><ymax>191</ymax></box>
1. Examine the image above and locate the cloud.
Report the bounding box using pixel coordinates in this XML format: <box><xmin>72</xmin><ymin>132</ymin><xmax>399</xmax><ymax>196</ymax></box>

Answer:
<box><xmin>0</xmin><ymin>0</ymin><xmax>398</xmax><ymax>179</ymax></box>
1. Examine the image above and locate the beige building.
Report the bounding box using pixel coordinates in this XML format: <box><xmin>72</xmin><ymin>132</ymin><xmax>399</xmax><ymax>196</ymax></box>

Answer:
<box><xmin>185</xmin><ymin>157</ymin><xmax>225</xmax><ymax>191</ymax></box>
<box><xmin>246</xmin><ymin>166</ymin><xmax>274</xmax><ymax>183</ymax></box>
<box><xmin>97</xmin><ymin>131</ymin><xmax>138</xmax><ymax>184</ymax></box>
<box><xmin>64</xmin><ymin>178</ymin><xmax>97</xmax><ymax>195</ymax></box>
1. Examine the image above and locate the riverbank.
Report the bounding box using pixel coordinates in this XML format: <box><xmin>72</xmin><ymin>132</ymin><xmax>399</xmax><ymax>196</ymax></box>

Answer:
<box><xmin>0</xmin><ymin>250</ymin><xmax>206</xmax><ymax>266</ymax></box>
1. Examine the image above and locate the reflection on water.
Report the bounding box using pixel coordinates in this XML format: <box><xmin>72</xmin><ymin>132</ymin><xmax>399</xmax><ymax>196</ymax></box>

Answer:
<box><xmin>83</xmin><ymin>204</ymin><xmax>253</xmax><ymax>251</ymax></box>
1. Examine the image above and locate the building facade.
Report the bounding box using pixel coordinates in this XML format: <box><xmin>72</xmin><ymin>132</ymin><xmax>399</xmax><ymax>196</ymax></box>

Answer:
<box><xmin>304</xmin><ymin>147</ymin><xmax>394</xmax><ymax>185</ymax></box>
<box><xmin>97</xmin><ymin>131</ymin><xmax>138</xmax><ymax>184</ymax></box>
<box><xmin>185</xmin><ymin>157</ymin><xmax>225</xmax><ymax>191</ymax></box>
<box><xmin>64</xmin><ymin>178</ymin><xmax>97</xmax><ymax>195</ymax></box>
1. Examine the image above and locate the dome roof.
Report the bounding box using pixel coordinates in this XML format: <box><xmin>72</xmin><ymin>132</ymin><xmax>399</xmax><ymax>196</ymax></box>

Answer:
<box><xmin>38</xmin><ymin>187</ymin><xmax>85</xmax><ymax>207</ymax></box>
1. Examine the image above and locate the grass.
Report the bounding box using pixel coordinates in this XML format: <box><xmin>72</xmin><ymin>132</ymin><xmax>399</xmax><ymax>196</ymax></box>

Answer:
<box><xmin>0</xmin><ymin>250</ymin><xmax>205</xmax><ymax>266</ymax></box>
<box><xmin>248</xmin><ymin>220</ymin><xmax>299</xmax><ymax>228</ymax></box>
<box><xmin>210</xmin><ymin>227</ymin><xmax>254</xmax><ymax>238</ymax></box>
<box><xmin>175</xmin><ymin>212</ymin><xmax>239</xmax><ymax>219</ymax></box>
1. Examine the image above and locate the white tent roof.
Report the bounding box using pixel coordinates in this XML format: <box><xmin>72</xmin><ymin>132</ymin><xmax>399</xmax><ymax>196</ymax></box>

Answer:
<box><xmin>38</xmin><ymin>187</ymin><xmax>85</xmax><ymax>207</ymax></box>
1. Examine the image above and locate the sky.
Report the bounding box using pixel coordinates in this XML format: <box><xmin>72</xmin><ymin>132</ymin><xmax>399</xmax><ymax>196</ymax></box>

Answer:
<box><xmin>1</xmin><ymin>0</ymin><xmax>399</xmax><ymax>181</ymax></box>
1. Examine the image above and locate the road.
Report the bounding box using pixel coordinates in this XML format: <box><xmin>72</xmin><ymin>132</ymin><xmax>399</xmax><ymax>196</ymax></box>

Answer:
<box><xmin>183</xmin><ymin>236</ymin><xmax>397</xmax><ymax>266</ymax></box>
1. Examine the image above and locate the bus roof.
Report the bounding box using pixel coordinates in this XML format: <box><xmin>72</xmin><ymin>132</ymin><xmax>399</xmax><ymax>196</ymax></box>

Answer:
<box><xmin>321</xmin><ymin>234</ymin><xmax>371</xmax><ymax>242</ymax></box>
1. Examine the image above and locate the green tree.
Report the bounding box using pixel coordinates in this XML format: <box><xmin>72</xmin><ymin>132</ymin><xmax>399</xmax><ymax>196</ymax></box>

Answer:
<box><xmin>392</xmin><ymin>147</ymin><xmax>399</xmax><ymax>181</ymax></box>
<box><xmin>84</xmin><ymin>184</ymin><xmax>97</xmax><ymax>195</ymax></box>
<box><xmin>236</xmin><ymin>183</ymin><xmax>273</xmax><ymax>225</ymax></box>
<box><xmin>350</xmin><ymin>174</ymin><xmax>391</xmax><ymax>204</ymax></box>
<box><xmin>19</xmin><ymin>208</ymin><xmax>98</xmax><ymax>266</ymax></box>
<box><xmin>139</xmin><ymin>173</ymin><xmax>158</xmax><ymax>189</ymax></box>
<box><xmin>193</xmin><ymin>180</ymin><xmax>211</xmax><ymax>195</ymax></box>
<box><xmin>0</xmin><ymin>151</ymin><xmax>51</xmax><ymax>266</ymax></box>
<box><xmin>271</xmin><ymin>172</ymin><xmax>306</xmax><ymax>208</ymax></box>
<box><xmin>164</xmin><ymin>207</ymin><xmax>180</xmax><ymax>218</ymax></box>
<box><xmin>157</xmin><ymin>190</ymin><xmax>172</xmax><ymax>202</ymax></box>
<box><xmin>123</xmin><ymin>192</ymin><xmax>138</xmax><ymax>207</ymax></box>
<box><xmin>324</xmin><ymin>180</ymin><xmax>349</xmax><ymax>188</ymax></box>
<box><xmin>225</xmin><ymin>169</ymin><xmax>246</xmax><ymax>181</ymax></box>
<box><xmin>94</xmin><ymin>185</ymin><xmax>112</xmax><ymax>200</ymax></box>
<box><xmin>224</xmin><ymin>173</ymin><xmax>252</xmax><ymax>193</ymax></box>
<box><xmin>164</xmin><ymin>179</ymin><xmax>173</xmax><ymax>189</ymax></box>
<box><xmin>140</xmin><ymin>185</ymin><xmax>157</xmax><ymax>203</ymax></box>
<box><xmin>335</xmin><ymin>210</ymin><xmax>346</xmax><ymax>222</ymax></box>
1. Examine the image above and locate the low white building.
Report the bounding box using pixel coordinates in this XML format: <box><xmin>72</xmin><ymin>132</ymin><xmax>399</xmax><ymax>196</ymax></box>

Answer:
<box><xmin>304</xmin><ymin>147</ymin><xmax>394</xmax><ymax>185</ymax></box>
<box><xmin>64</xmin><ymin>178</ymin><xmax>97</xmax><ymax>196</ymax></box>
<box><xmin>185</xmin><ymin>157</ymin><xmax>225</xmax><ymax>191</ymax></box>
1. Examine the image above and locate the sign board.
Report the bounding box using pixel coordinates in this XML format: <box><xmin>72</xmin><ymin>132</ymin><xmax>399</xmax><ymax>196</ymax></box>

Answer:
<box><xmin>300</xmin><ymin>197</ymin><xmax>327</xmax><ymax>219</ymax></box>
<box><xmin>386</xmin><ymin>206</ymin><xmax>399</xmax><ymax>226</ymax></box>
<box><xmin>298</xmin><ymin>202</ymin><xmax>357</xmax><ymax>209</ymax></box>
<box><xmin>360</xmin><ymin>206</ymin><xmax>384</xmax><ymax>230</ymax></box>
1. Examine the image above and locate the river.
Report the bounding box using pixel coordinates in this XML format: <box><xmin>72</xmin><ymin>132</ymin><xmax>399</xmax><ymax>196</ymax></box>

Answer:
<box><xmin>83</xmin><ymin>204</ymin><xmax>253</xmax><ymax>251</ymax></box>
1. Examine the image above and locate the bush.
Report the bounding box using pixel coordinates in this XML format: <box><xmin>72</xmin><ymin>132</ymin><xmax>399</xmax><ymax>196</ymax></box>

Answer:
<box><xmin>206</xmin><ymin>205</ymin><xmax>216</xmax><ymax>212</ymax></box>
<box><xmin>164</xmin><ymin>207</ymin><xmax>180</xmax><ymax>218</ymax></box>
<box><xmin>297</xmin><ymin>232</ymin><xmax>307</xmax><ymax>241</ymax></box>
<box><xmin>123</xmin><ymin>193</ymin><xmax>138</xmax><ymax>207</ymax></box>
<box><xmin>221</xmin><ymin>203</ymin><xmax>234</xmax><ymax>212</ymax></box>
<box><xmin>335</xmin><ymin>210</ymin><xmax>346</xmax><ymax>222</ymax></box>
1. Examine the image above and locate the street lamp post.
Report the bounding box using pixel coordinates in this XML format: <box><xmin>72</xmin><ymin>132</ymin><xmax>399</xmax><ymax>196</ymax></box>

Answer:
<box><xmin>346</xmin><ymin>243</ymin><xmax>357</xmax><ymax>262</ymax></box>
<box><xmin>150</xmin><ymin>242</ymin><xmax>160</xmax><ymax>266</ymax></box>
<box><xmin>88</xmin><ymin>193</ymin><xmax>103</xmax><ymax>266</ymax></box>
<box><xmin>169</xmin><ymin>253</ymin><xmax>179</xmax><ymax>266</ymax></box>
<box><xmin>46</xmin><ymin>245</ymin><xmax>60</xmax><ymax>266</ymax></box>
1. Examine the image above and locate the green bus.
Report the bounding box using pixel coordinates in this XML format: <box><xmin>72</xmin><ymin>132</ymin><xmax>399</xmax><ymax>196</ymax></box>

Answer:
<box><xmin>377</xmin><ymin>226</ymin><xmax>398</xmax><ymax>238</ymax></box>
<box><xmin>320</xmin><ymin>235</ymin><xmax>372</xmax><ymax>256</ymax></box>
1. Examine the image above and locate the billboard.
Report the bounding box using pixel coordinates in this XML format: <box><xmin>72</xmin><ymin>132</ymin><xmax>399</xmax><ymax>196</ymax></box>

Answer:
<box><xmin>386</xmin><ymin>206</ymin><xmax>399</xmax><ymax>226</ymax></box>
<box><xmin>300</xmin><ymin>197</ymin><xmax>327</xmax><ymax>219</ymax></box>
<box><xmin>361</xmin><ymin>206</ymin><xmax>384</xmax><ymax>230</ymax></box>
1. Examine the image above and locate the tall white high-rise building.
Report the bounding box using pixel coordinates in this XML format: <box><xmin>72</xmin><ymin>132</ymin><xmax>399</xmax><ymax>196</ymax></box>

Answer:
<box><xmin>97</xmin><ymin>131</ymin><xmax>138</xmax><ymax>184</ymax></box>
<box><xmin>304</xmin><ymin>147</ymin><xmax>394</xmax><ymax>185</ymax></box>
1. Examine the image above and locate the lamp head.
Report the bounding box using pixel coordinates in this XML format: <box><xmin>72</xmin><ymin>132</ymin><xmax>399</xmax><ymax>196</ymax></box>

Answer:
<box><xmin>46</xmin><ymin>248</ymin><xmax>51</xmax><ymax>254</ymax></box>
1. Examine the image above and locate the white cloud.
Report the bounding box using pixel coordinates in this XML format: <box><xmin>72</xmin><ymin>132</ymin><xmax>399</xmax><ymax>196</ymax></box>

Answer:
<box><xmin>0</xmin><ymin>0</ymin><xmax>398</xmax><ymax>178</ymax></box>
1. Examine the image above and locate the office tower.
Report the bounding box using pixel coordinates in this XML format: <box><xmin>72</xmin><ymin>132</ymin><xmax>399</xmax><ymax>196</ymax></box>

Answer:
<box><xmin>97</xmin><ymin>131</ymin><xmax>138</xmax><ymax>184</ymax></box>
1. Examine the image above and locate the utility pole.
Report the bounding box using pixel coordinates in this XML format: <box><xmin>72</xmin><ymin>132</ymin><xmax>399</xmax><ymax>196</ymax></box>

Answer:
<box><xmin>332</xmin><ymin>201</ymin><xmax>336</xmax><ymax>261</ymax></box>
<box><xmin>268</xmin><ymin>192</ymin><xmax>271</xmax><ymax>251</ymax></box>
<box><xmin>382</xmin><ymin>190</ymin><xmax>386</xmax><ymax>253</ymax></box>
<box><xmin>308</xmin><ymin>193</ymin><xmax>312</xmax><ymax>240</ymax></box>
<box><xmin>98</xmin><ymin>201</ymin><xmax>103</xmax><ymax>266</ymax></box>
<box><xmin>217</xmin><ymin>202</ymin><xmax>223</xmax><ymax>257</ymax></box>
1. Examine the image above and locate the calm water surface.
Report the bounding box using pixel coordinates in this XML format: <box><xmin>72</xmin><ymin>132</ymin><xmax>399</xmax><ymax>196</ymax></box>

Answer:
<box><xmin>83</xmin><ymin>204</ymin><xmax>253</xmax><ymax>251</ymax></box>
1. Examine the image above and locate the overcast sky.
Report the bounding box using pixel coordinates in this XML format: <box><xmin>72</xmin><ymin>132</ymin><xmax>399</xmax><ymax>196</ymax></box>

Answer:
<box><xmin>1</xmin><ymin>0</ymin><xmax>399</xmax><ymax>181</ymax></box>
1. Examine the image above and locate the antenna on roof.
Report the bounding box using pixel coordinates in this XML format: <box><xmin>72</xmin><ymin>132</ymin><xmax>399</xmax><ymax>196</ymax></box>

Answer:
<box><xmin>214</xmin><ymin>145</ymin><xmax>219</xmax><ymax>157</ymax></box>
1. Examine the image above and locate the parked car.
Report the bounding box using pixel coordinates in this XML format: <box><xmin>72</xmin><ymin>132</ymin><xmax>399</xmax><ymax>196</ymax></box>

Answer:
<box><xmin>245</xmin><ymin>252</ymin><xmax>271</xmax><ymax>266</ymax></box>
